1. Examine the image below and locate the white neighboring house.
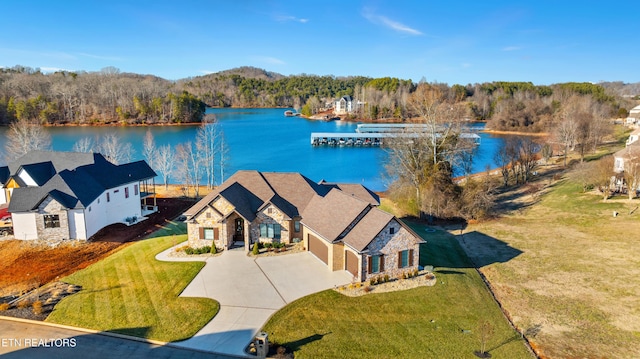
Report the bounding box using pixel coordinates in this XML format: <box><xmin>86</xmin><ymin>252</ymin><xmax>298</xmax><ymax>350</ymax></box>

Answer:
<box><xmin>626</xmin><ymin>127</ymin><xmax>640</xmax><ymax>147</ymax></box>
<box><xmin>335</xmin><ymin>95</ymin><xmax>363</xmax><ymax>115</ymax></box>
<box><xmin>627</xmin><ymin>104</ymin><xmax>640</xmax><ymax>125</ymax></box>
<box><xmin>0</xmin><ymin>151</ymin><xmax>157</xmax><ymax>241</ymax></box>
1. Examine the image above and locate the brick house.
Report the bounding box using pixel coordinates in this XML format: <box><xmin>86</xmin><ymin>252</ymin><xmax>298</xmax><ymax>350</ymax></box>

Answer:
<box><xmin>184</xmin><ymin>171</ymin><xmax>424</xmax><ymax>282</ymax></box>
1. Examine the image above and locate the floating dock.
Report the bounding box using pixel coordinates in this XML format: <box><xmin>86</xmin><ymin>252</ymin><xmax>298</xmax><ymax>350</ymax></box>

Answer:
<box><xmin>310</xmin><ymin>131</ymin><xmax>481</xmax><ymax>146</ymax></box>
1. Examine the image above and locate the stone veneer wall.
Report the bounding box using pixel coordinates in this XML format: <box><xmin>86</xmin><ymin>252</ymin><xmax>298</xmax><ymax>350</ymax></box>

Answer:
<box><xmin>36</xmin><ymin>197</ymin><xmax>70</xmax><ymax>241</ymax></box>
<box><xmin>361</xmin><ymin>219</ymin><xmax>420</xmax><ymax>281</ymax></box>
<box><xmin>250</xmin><ymin>204</ymin><xmax>291</xmax><ymax>244</ymax></box>
<box><xmin>187</xmin><ymin>197</ymin><xmax>232</xmax><ymax>249</ymax></box>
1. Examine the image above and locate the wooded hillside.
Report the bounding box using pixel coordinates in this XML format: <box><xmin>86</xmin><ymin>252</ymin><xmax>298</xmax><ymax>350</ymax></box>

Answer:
<box><xmin>0</xmin><ymin>65</ymin><xmax>637</xmax><ymax>131</ymax></box>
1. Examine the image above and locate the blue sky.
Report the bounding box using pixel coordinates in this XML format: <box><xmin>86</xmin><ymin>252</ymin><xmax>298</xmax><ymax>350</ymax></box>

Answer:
<box><xmin>1</xmin><ymin>1</ymin><xmax>638</xmax><ymax>85</ymax></box>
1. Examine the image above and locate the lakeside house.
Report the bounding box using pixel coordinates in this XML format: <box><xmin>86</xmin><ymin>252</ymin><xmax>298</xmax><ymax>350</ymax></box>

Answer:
<box><xmin>334</xmin><ymin>96</ymin><xmax>364</xmax><ymax>115</ymax></box>
<box><xmin>626</xmin><ymin>104</ymin><xmax>640</xmax><ymax>125</ymax></box>
<box><xmin>0</xmin><ymin>151</ymin><xmax>157</xmax><ymax>241</ymax></box>
<box><xmin>183</xmin><ymin>171</ymin><xmax>424</xmax><ymax>282</ymax></box>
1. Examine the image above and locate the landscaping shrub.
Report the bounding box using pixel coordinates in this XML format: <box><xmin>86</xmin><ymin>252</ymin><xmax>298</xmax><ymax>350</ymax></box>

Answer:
<box><xmin>0</xmin><ymin>303</ymin><xmax>10</xmax><ymax>311</ymax></box>
<box><xmin>210</xmin><ymin>245</ymin><xmax>217</xmax><ymax>254</ymax></box>
<box><xmin>32</xmin><ymin>300</ymin><xmax>43</xmax><ymax>315</ymax></box>
<box><xmin>383</xmin><ymin>274</ymin><xmax>390</xmax><ymax>283</ymax></box>
<box><xmin>184</xmin><ymin>246</ymin><xmax>212</xmax><ymax>255</ymax></box>
<box><xmin>252</xmin><ymin>242</ymin><xmax>259</xmax><ymax>255</ymax></box>
<box><xmin>369</xmin><ymin>278</ymin><xmax>376</xmax><ymax>286</ymax></box>
<box><xmin>17</xmin><ymin>300</ymin><xmax>30</xmax><ymax>309</ymax></box>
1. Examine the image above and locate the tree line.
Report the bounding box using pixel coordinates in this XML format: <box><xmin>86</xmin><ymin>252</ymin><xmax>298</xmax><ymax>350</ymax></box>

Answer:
<box><xmin>2</xmin><ymin>65</ymin><xmax>637</xmax><ymax>130</ymax></box>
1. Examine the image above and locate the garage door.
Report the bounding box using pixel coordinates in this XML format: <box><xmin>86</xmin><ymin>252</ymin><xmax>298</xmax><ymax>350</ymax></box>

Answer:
<box><xmin>308</xmin><ymin>234</ymin><xmax>328</xmax><ymax>264</ymax></box>
<box><xmin>345</xmin><ymin>250</ymin><xmax>358</xmax><ymax>277</ymax></box>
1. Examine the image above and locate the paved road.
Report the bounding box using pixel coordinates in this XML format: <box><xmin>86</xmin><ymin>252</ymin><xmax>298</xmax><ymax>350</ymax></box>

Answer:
<box><xmin>0</xmin><ymin>317</ymin><xmax>238</xmax><ymax>359</ymax></box>
<box><xmin>157</xmin><ymin>247</ymin><xmax>352</xmax><ymax>357</ymax></box>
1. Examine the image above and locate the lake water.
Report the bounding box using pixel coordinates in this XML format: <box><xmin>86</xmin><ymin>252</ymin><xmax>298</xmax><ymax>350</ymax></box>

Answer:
<box><xmin>0</xmin><ymin>108</ymin><xmax>508</xmax><ymax>191</ymax></box>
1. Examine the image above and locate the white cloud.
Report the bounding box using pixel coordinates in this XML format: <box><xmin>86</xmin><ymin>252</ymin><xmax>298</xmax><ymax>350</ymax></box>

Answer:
<box><xmin>362</xmin><ymin>8</ymin><xmax>422</xmax><ymax>36</ymax></box>
<box><xmin>275</xmin><ymin>15</ymin><xmax>309</xmax><ymax>23</ymax></box>
<box><xmin>77</xmin><ymin>52</ymin><xmax>124</xmax><ymax>61</ymax></box>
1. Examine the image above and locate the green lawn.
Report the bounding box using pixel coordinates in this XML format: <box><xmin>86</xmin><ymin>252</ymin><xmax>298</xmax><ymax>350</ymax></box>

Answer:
<box><xmin>262</xmin><ymin>222</ymin><xmax>532</xmax><ymax>358</ymax></box>
<box><xmin>468</xmin><ymin>178</ymin><xmax>640</xmax><ymax>359</ymax></box>
<box><xmin>46</xmin><ymin>222</ymin><xmax>219</xmax><ymax>342</ymax></box>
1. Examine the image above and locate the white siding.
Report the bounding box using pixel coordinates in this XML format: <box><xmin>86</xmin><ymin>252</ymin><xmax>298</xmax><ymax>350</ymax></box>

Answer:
<box><xmin>67</xmin><ymin>209</ymin><xmax>87</xmax><ymax>240</ymax></box>
<box><xmin>17</xmin><ymin>168</ymin><xmax>38</xmax><ymax>187</ymax></box>
<box><xmin>84</xmin><ymin>182</ymin><xmax>142</xmax><ymax>239</ymax></box>
<box><xmin>0</xmin><ymin>189</ymin><xmax>6</xmax><ymax>206</ymax></box>
<box><xmin>12</xmin><ymin>213</ymin><xmax>38</xmax><ymax>240</ymax></box>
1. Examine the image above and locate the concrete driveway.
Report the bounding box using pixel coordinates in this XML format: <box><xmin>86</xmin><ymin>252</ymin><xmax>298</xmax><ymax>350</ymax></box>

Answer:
<box><xmin>156</xmin><ymin>247</ymin><xmax>352</xmax><ymax>357</ymax></box>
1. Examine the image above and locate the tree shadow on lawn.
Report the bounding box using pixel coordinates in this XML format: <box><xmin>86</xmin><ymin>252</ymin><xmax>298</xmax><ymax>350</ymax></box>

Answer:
<box><xmin>410</xmin><ymin>220</ymin><xmax>523</xmax><ymax>270</ymax></box>
<box><xmin>278</xmin><ymin>332</ymin><xmax>331</xmax><ymax>352</ymax></box>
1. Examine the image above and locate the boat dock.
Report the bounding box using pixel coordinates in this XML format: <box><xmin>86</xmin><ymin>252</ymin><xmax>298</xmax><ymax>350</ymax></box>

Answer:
<box><xmin>310</xmin><ymin>131</ymin><xmax>481</xmax><ymax>146</ymax></box>
<box><xmin>355</xmin><ymin>123</ymin><xmax>483</xmax><ymax>133</ymax></box>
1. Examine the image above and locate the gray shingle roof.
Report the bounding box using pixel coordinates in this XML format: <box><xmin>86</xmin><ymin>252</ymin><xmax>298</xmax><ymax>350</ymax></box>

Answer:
<box><xmin>6</xmin><ymin>151</ymin><xmax>156</xmax><ymax>213</ymax></box>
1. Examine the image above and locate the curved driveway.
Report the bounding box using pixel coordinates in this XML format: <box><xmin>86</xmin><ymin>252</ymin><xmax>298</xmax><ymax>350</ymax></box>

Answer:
<box><xmin>156</xmin><ymin>246</ymin><xmax>352</xmax><ymax>357</ymax></box>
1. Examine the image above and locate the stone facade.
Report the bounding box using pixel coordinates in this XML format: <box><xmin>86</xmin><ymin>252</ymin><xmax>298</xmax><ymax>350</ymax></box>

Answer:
<box><xmin>187</xmin><ymin>196</ymin><xmax>228</xmax><ymax>249</ymax></box>
<box><xmin>250</xmin><ymin>204</ymin><xmax>291</xmax><ymax>244</ymax></box>
<box><xmin>360</xmin><ymin>219</ymin><xmax>420</xmax><ymax>281</ymax></box>
<box><xmin>36</xmin><ymin>197</ymin><xmax>69</xmax><ymax>241</ymax></box>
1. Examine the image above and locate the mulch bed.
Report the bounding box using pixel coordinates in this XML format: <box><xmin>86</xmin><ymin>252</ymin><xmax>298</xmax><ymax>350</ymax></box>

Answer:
<box><xmin>0</xmin><ymin>282</ymin><xmax>81</xmax><ymax>321</ymax></box>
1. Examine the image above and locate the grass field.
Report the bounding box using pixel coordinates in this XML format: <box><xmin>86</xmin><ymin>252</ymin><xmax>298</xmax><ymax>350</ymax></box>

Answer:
<box><xmin>463</xmin><ymin>179</ymin><xmax>640</xmax><ymax>359</ymax></box>
<box><xmin>262</xmin><ymin>223</ymin><xmax>532</xmax><ymax>359</ymax></box>
<box><xmin>46</xmin><ymin>222</ymin><xmax>219</xmax><ymax>342</ymax></box>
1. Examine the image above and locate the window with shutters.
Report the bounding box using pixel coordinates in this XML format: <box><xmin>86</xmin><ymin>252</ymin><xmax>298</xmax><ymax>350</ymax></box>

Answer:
<box><xmin>399</xmin><ymin>250</ymin><xmax>409</xmax><ymax>268</ymax></box>
<box><xmin>204</xmin><ymin>228</ymin><xmax>215</xmax><ymax>240</ymax></box>
<box><xmin>369</xmin><ymin>254</ymin><xmax>384</xmax><ymax>274</ymax></box>
<box><xmin>398</xmin><ymin>249</ymin><xmax>414</xmax><ymax>268</ymax></box>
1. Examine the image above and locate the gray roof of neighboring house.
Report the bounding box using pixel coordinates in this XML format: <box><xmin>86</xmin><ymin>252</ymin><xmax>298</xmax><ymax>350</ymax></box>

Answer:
<box><xmin>6</xmin><ymin>151</ymin><xmax>156</xmax><ymax>213</ymax></box>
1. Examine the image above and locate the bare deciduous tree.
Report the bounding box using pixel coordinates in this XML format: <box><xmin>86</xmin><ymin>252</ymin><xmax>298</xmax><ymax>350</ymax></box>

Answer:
<box><xmin>196</xmin><ymin>114</ymin><xmax>219</xmax><ymax>189</ymax></box>
<box><xmin>623</xmin><ymin>153</ymin><xmax>640</xmax><ymax>200</ymax></box>
<box><xmin>175</xmin><ymin>141</ymin><xmax>203</xmax><ymax>197</ymax></box>
<box><xmin>155</xmin><ymin>144</ymin><xmax>174</xmax><ymax>189</ymax></box>
<box><xmin>97</xmin><ymin>133</ymin><xmax>133</xmax><ymax>165</ymax></box>
<box><xmin>385</xmin><ymin>84</ymin><xmax>467</xmax><ymax>219</ymax></box>
<box><xmin>554</xmin><ymin>111</ymin><xmax>578</xmax><ymax>167</ymax></box>
<box><xmin>72</xmin><ymin>136</ymin><xmax>94</xmax><ymax>153</ymax></box>
<box><xmin>142</xmin><ymin>129</ymin><xmax>156</xmax><ymax>169</ymax></box>
<box><xmin>4</xmin><ymin>118</ymin><xmax>51</xmax><ymax>161</ymax></box>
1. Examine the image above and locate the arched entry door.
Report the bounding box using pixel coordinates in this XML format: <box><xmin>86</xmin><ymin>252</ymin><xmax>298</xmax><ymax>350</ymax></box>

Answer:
<box><xmin>234</xmin><ymin>218</ymin><xmax>244</xmax><ymax>242</ymax></box>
